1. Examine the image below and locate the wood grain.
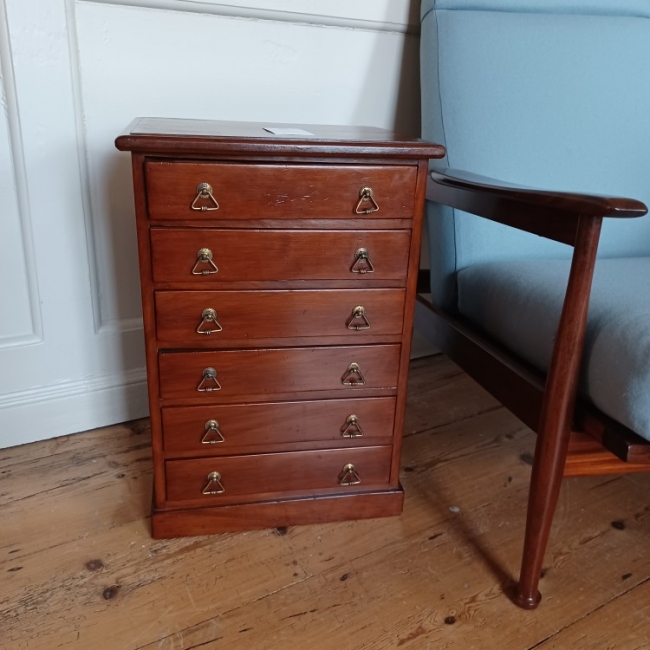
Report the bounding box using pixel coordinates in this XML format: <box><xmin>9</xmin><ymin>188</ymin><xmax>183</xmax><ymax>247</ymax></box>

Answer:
<box><xmin>115</xmin><ymin>117</ymin><xmax>446</xmax><ymax>160</ymax></box>
<box><xmin>154</xmin><ymin>288</ymin><xmax>406</xmax><ymax>343</ymax></box>
<box><xmin>164</xmin><ymin>446</ymin><xmax>393</xmax><ymax>506</ymax></box>
<box><xmin>145</xmin><ymin>161</ymin><xmax>417</xmax><ymax>219</ymax></box>
<box><xmin>157</xmin><ymin>345</ymin><xmax>401</xmax><ymax>400</ymax></box>
<box><xmin>161</xmin><ymin>397</ymin><xmax>396</xmax><ymax>455</ymax></box>
<box><xmin>534</xmin><ymin>577</ymin><xmax>650</xmax><ymax>649</ymax></box>
<box><xmin>152</xmin><ymin>489</ymin><xmax>404</xmax><ymax>539</ymax></box>
<box><xmin>428</xmin><ymin>168</ymin><xmax>646</xmax><ymax>246</ymax></box>
<box><xmin>150</xmin><ymin>228</ymin><xmax>412</xmax><ymax>284</ymax></box>
<box><xmin>4</xmin><ymin>356</ymin><xmax>650</xmax><ymax>649</ymax></box>
<box><xmin>389</xmin><ymin>159</ymin><xmax>429</xmax><ymax>486</ymax></box>
<box><xmin>564</xmin><ymin>431</ymin><xmax>650</xmax><ymax>477</ymax></box>
<box><xmin>516</xmin><ymin>216</ymin><xmax>602</xmax><ymax>608</ymax></box>
<box><xmin>131</xmin><ymin>153</ymin><xmax>167</xmax><ymax>509</ymax></box>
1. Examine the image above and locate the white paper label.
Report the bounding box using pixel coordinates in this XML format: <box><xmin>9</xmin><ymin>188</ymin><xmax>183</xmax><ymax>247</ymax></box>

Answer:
<box><xmin>263</xmin><ymin>127</ymin><xmax>316</xmax><ymax>136</ymax></box>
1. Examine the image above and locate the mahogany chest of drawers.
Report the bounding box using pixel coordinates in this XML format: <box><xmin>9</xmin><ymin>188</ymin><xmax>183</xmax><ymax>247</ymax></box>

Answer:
<box><xmin>116</xmin><ymin>118</ymin><xmax>444</xmax><ymax>538</ymax></box>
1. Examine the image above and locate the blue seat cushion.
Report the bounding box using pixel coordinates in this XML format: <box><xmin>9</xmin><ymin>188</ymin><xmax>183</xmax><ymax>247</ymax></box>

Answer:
<box><xmin>457</xmin><ymin>256</ymin><xmax>650</xmax><ymax>441</ymax></box>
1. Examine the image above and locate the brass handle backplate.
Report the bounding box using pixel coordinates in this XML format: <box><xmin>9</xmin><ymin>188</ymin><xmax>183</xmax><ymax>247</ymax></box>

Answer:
<box><xmin>340</xmin><ymin>414</ymin><xmax>364</xmax><ymax>438</ymax></box>
<box><xmin>341</xmin><ymin>362</ymin><xmax>366</xmax><ymax>387</ymax></box>
<box><xmin>354</xmin><ymin>186</ymin><xmax>379</xmax><ymax>214</ymax></box>
<box><xmin>201</xmin><ymin>420</ymin><xmax>225</xmax><ymax>444</ymax></box>
<box><xmin>197</xmin><ymin>367</ymin><xmax>222</xmax><ymax>392</ymax></box>
<box><xmin>192</xmin><ymin>248</ymin><xmax>219</xmax><ymax>276</ymax></box>
<box><xmin>339</xmin><ymin>463</ymin><xmax>361</xmax><ymax>486</ymax></box>
<box><xmin>346</xmin><ymin>305</ymin><xmax>371</xmax><ymax>331</ymax></box>
<box><xmin>350</xmin><ymin>248</ymin><xmax>375</xmax><ymax>274</ymax></box>
<box><xmin>191</xmin><ymin>182</ymin><xmax>220</xmax><ymax>211</ymax></box>
<box><xmin>202</xmin><ymin>471</ymin><xmax>225</xmax><ymax>494</ymax></box>
<box><xmin>196</xmin><ymin>308</ymin><xmax>223</xmax><ymax>335</ymax></box>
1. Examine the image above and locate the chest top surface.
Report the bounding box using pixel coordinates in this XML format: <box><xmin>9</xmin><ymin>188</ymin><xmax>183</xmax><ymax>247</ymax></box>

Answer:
<box><xmin>115</xmin><ymin>117</ymin><xmax>445</xmax><ymax>160</ymax></box>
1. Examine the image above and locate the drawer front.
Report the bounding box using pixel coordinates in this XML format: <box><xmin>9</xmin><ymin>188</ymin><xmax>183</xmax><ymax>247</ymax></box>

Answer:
<box><xmin>165</xmin><ymin>446</ymin><xmax>393</xmax><ymax>503</ymax></box>
<box><xmin>158</xmin><ymin>345</ymin><xmax>401</xmax><ymax>400</ymax></box>
<box><xmin>150</xmin><ymin>229</ymin><xmax>411</xmax><ymax>284</ymax></box>
<box><xmin>155</xmin><ymin>289</ymin><xmax>406</xmax><ymax>342</ymax></box>
<box><xmin>161</xmin><ymin>397</ymin><xmax>397</xmax><ymax>453</ymax></box>
<box><xmin>145</xmin><ymin>162</ymin><xmax>417</xmax><ymax>220</ymax></box>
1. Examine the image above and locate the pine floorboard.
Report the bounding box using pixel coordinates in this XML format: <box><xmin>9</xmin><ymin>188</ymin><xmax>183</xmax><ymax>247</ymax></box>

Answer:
<box><xmin>2</xmin><ymin>354</ymin><xmax>650</xmax><ymax>649</ymax></box>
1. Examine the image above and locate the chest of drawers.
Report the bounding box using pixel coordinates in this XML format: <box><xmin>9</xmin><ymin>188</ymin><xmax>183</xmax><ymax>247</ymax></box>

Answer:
<box><xmin>116</xmin><ymin>118</ymin><xmax>444</xmax><ymax>538</ymax></box>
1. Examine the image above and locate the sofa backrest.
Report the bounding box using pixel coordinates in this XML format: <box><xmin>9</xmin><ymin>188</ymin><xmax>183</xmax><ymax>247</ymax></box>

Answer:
<box><xmin>421</xmin><ymin>0</ymin><xmax>650</xmax><ymax>309</ymax></box>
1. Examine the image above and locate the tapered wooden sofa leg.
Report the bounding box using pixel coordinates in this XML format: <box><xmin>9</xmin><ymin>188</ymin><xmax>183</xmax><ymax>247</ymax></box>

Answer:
<box><xmin>513</xmin><ymin>215</ymin><xmax>603</xmax><ymax>609</ymax></box>
<box><xmin>514</xmin><ymin>420</ymin><xmax>573</xmax><ymax>609</ymax></box>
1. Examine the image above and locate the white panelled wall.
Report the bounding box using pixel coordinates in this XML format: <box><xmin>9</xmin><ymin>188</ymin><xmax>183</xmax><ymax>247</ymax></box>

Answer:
<box><xmin>0</xmin><ymin>0</ymin><xmax>424</xmax><ymax>448</ymax></box>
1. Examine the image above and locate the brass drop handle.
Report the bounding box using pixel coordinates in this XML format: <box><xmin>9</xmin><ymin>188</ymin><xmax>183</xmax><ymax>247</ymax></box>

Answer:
<box><xmin>196</xmin><ymin>308</ymin><xmax>223</xmax><ymax>335</ymax></box>
<box><xmin>191</xmin><ymin>182</ymin><xmax>220</xmax><ymax>211</ymax></box>
<box><xmin>341</xmin><ymin>362</ymin><xmax>366</xmax><ymax>387</ymax></box>
<box><xmin>202</xmin><ymin>471</ymin><xmax>225</xmax><ymax>495</ymax></box>
<box><xmin>339</xmin><ymin>463</ymin><xmax>361</xmax><ymax>486</ymax></box>
<box><xmin>346</xmin><ymin>305</ymin><xmax>371</xmax><ymax>331</ymax></box>
<box><xmin>197</xmin><ymin>367</ymin><xmax>221</xmax><ymax>392</ymax></box>
<box><xmin>340</xmin><ymin>414</ymin><xmax>364</xmax><ymax>438</ymax></box>
<box><xmin>191</xmin><ymin>248</ymin><xmax>219</xmax><ymax>275</ymax></box>
<box><xmin>350</xmin><ymin>248</ymin><xmax>375</xmax><ymax>274</ymax></box>
<box><xmin>354</xmin><ymin>186</ymin><xmax>379</xmax><ymax>214</ymax></box>
<box><xmin>201</xmin><ymin>420</ymin><xmax>225</xmax><ymax>444</ymax></box>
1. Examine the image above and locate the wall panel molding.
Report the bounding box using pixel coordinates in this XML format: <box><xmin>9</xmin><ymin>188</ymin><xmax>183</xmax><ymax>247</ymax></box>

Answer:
<box><xmin>82</xmin><ymin>0</ymin><xmax>421</xmax><ymax>34</ymax></box>
<box><xmin>0</xmin><ymin>366</ymin><xmax>148</xmax><ymax>447</ymax></box>
<box><xmin>0</xmin><ymin>0</ymin><xmax>43</xmax><ymax>347</ymax></box>
<box><xmin>64</xmin><ymin>0</ymin><xmax>106</xmax><ymax>334</ymax></box>
<box><xmin>64</xmin><ymin>0</ymin><xmax>143</xmax><ymax>335</ymax></box>
<box><xmin>0</xmin><ymin>366</ymin><xmax>146</xmax><ymax>410</ymax></box>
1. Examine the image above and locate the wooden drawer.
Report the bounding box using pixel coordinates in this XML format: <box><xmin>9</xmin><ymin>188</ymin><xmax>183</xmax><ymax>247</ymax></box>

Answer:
<box><xmin>150</xmin><ymin>228</ymin><xmax>411</xmax><ymax>284</ymax></box>
<box><xmin>145</xmin><ymin>161</ymin><xmax>417</xmax><ymax>220</ymax></box>
<box><xmin>165</xmin><ymin>446</ymin><xmax>393</xmax><ymax>504</ymax></box>
<box><xmin>161</xmin><ymin>397</ymin><xmax>397</xmax><ymax>454</ymax></box>
<box><xmin>158</xmin><ymin>345</ymin><xmax>401</xmax><ymax>400</ymax></box>
<box><xmin>155</xmin><ymin>289</ymin><xmax>406</xmax><ymax>343</ymax></box>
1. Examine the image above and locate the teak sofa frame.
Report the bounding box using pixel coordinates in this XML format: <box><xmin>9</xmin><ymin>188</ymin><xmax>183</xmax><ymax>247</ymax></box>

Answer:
<box><xmin>416</xmin><ymin>169</ymin><xmax>649</xmax><ymax>608</ymax></box>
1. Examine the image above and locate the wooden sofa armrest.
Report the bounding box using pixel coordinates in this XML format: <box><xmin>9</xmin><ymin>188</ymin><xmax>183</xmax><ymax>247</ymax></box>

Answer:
<box><xmin>428</xmin><ymin>168</ymin><xmax>647</xmax><ymax>246</ymax></box>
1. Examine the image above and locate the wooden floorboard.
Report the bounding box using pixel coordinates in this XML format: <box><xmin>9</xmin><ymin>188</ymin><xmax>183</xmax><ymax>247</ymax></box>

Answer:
<box><xmin>2</xmin><ymin>354</ymin><xmax>650</xmax><ymax>649</ymax></box>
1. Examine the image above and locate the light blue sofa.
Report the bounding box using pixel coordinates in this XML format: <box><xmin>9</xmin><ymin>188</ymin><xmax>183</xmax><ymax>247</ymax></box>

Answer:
<box><xmin>418</xmin><ymin>0</ymin><xmax>650</xmax><ymax>607</ymax></box>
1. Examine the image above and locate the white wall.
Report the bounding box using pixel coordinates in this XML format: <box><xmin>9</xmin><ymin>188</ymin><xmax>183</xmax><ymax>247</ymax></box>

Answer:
<box><xmin>0</xmin><ymin>0</ymin><xmax>422</xmax><ymax>448</ymax></box>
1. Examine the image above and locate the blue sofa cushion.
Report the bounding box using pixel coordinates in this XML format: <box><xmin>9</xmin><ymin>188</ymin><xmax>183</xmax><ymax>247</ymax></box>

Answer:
<box><xmin>457</xmin><ymin>256</ymin><xmax>650</xmax><ymax>441</ymax></box>
<box><xmin>421</xmin><ymin>3</ymin><xmax>650</xmax><ymax>309</ymax></box>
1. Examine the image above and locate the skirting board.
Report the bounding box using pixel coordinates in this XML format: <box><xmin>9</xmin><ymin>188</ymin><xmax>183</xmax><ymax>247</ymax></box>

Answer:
<box><xmin>0</xmin><ymin>369</ymin><xmax>148</xmax><ymax>448</ymax></box>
